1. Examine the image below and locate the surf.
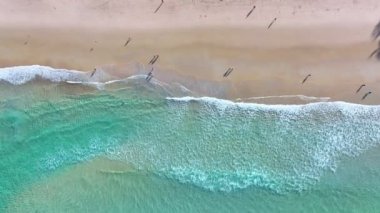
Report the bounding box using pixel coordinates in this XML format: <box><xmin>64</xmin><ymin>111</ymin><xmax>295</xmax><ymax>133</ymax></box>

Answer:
<box><xmin>1</xmin><ymin>65</ymin><xmax>380</xmax><ymax>209</ymax></box>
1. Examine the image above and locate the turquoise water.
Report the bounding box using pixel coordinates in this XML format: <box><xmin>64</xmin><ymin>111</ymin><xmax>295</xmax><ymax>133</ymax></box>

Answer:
<box><xmin>1</xmin><ymin>66</ymin><xmax>380</xmax><ymax>212</ymax></box>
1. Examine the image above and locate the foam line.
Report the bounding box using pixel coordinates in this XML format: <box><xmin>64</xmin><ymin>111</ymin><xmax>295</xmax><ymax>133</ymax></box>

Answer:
<box><xmin>0</xmin><ymin>65</ymin><xmax>86</xmax><ymax>85</ymax></box>
<box><xmin>166</xmin><ymin>96</ymin><xmax>380</xmax><ymax>112</ymax></box>
<box><xmin>236</xmin><ymin>95</ymin><xmax>331</xmax><ymax>102</ymax></box>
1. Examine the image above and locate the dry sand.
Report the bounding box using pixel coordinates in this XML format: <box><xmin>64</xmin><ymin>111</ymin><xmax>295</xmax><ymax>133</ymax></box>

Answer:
<box><xmin>0</xmin><ymin>0</ymin><xmax>380</xmax><ymax>104</ymax></box>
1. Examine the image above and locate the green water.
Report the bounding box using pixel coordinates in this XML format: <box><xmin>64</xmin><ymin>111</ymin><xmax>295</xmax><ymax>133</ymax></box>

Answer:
<box><xmin>1</xmin><ymin>76</ymin><xmax>380</xmax><ymax>212</ymax></box>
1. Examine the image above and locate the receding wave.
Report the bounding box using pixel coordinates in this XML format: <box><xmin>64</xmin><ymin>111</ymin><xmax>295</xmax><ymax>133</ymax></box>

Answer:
<box><xmin>0</xmin><ymin>65</ymin><xmax>194</xmax><ymax>97</ymax></box>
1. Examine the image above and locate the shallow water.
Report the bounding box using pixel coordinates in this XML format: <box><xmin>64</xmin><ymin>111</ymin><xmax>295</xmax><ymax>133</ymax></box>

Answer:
<box><xmin>1</xmin><ymin>66</ymin><xmax>380</xmax><ymax>212</ymax></box>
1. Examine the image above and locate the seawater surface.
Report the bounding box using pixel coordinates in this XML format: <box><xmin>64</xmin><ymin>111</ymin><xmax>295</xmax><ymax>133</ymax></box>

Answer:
<box><xmin>1</xmin><ymin>65</ymin><xmax>380</xmax><ymax>212</ymax></box>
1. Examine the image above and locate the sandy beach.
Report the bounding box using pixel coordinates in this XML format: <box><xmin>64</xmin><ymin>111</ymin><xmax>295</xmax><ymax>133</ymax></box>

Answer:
<box><xmin>4</xmin><ymin>2</ymin><xmax>380</xmax><ymax>212</ymax></box>
<box><xmin>1</xmin><ymin>0</ymin><xmax>380</xmax><ymax>104</ymax></box>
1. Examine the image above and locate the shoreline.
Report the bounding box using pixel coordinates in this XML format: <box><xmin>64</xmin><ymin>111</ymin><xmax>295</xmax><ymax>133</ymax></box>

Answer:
<box><xmin>0</xmin><ymin>63</ymin><xmax>379</xmax><ymax>105</ymax></box>
<box><xmin>0</xmin><ymin>0</ymin><xmax>379</xmax><ymax>104</ymax></box>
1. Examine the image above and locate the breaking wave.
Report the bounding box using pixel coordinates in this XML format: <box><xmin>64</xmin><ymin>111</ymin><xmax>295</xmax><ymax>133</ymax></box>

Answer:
<box><xmin>1</xmin><ymin>65</ymin><xmax>380</xmax><ymax>195</ymax></box>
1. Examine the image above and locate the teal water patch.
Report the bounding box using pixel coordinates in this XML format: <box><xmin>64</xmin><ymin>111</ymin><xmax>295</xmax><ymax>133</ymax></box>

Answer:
<box><xmin>0</xmin><ymin>84</ymin><xmax>165</xmax><ymax>209</ymax></box>
<box><xmin>0</xmin><ymin>66</ymin><xmax>380</xmax><ymax>210</ymax></box>
<box><xmin>7</xmin><ymin>151</ymin><xmax>380</xmax><ymax>213</ymax></box>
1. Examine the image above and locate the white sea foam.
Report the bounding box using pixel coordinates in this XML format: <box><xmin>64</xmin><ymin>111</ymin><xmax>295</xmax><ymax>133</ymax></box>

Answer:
<box><xmin>0</xmin><ymin>65</ymin><xmax>139</xmax><ymax>86</ymax></box>
<box><xmin>166</xmin><ymin>96</ymin><xmax>380</xmax><ymax>111</ymax></box>
<box><xmin>0</xmin><ymin>65</ymin><xmax>87</xmax><ymax>85</ymax></box>
<box><xmin>0</xmin><ymin>65</ymin><xmax>194</xmax><ymax>95</ymax></box>
<box><xmin>154</xmin><ymin>95</ymin><xmax>380</xmax><ymax>192</ymax></box>
<box><xmin>236</xmin><ymin>95</ymin><xmax>331</xmax><ymax>102</ymax></box>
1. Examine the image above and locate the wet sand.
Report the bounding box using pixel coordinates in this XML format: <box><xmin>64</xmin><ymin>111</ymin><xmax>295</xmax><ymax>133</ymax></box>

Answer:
<box><xmin>0</xmin><ymin>0</ymin><xmax>380</xmax><ymax>104</ymax></box>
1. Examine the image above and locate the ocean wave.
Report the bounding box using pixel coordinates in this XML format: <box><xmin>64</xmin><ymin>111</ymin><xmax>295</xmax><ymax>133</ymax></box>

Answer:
<box><xmin>0</xmin><ymin>65</ymin><xmax>194</xmax><ymax>96</ymax></box>
<box><xmin>110</xmin><ymin>96</ymin><xmax>380</xmax><ymax>193</ymax></box>
<box><xmin>2</xmin><ymin>65</ymin><xmax>380</xmax><ymax>194</ymax></box>
<box><xmin>166</xmin><ymin>96</ymin><xmax>379</xmax><ymax>111</ymax></box>
<box><xmin>0</xmin><ymin>65</ymin><xmax>87</xmax><ymax>85</ymax></box>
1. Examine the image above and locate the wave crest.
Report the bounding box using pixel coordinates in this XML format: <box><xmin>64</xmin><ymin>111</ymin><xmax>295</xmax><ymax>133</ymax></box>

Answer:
<box><xmin>0</xmin><ymin>65</ymin><xmax>87</xmax><ymax>85</ymax></box>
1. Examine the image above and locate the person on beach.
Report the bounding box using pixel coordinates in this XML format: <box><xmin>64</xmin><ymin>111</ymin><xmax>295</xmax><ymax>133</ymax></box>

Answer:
<box><xmin>362</xmin><ymin>91</ymin><xmax>372</xmax><ymax>100</ymax></box>
<box><xmin>124</xmin><ymin>37</ymin><xmax>132</xmax><ymax>47</ymax></box>
<box><xmin>302</xmin><ymin>74</ymin><xmax>311</xmax><ymax>84</ymax></box>
<box><xmin>154</xmin><ymin>0</ymin><xmax>164</xmax><ymax>13</ymax></box>
<box><xmin>267</xmin><ymin>18</ymin><xmax>277</xmax><ymax>29</ymax></box>
<box><xmin>372</xmin><ymin>20</ymin><xmax>380</xmax><ymax>41</ymax></box>
<box><xmin>146</xmin><ymin>68</ymin><xmax>154</xmax><ymax>81</ymax></box>
<box><xmin>149</xmin><ymin>55</ymin><xmax>159</xmax><ymax>65</ymax></box>
<box><xmin>223</xmin><ymin>68</ymin><xmax>233</xmax><ymax>77</ymax></box>
<box><xmin>245</xmin><ymin>6</ymin><xmax>256</xmax><ymax>19</ymax></box>
<box><xmin>90</xmin><ymin>68</ymin><xmax>96</xmax><ymax>77</ymax></box>
<box><xmin>356</xmin><ymin>84</ymin><xmax>366</xmax><ymax>93</ymax></box>
<box><xmin>368</xmin><ymin>41</ymin><xmax>380</xmax><ymax>60</ymax></box>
